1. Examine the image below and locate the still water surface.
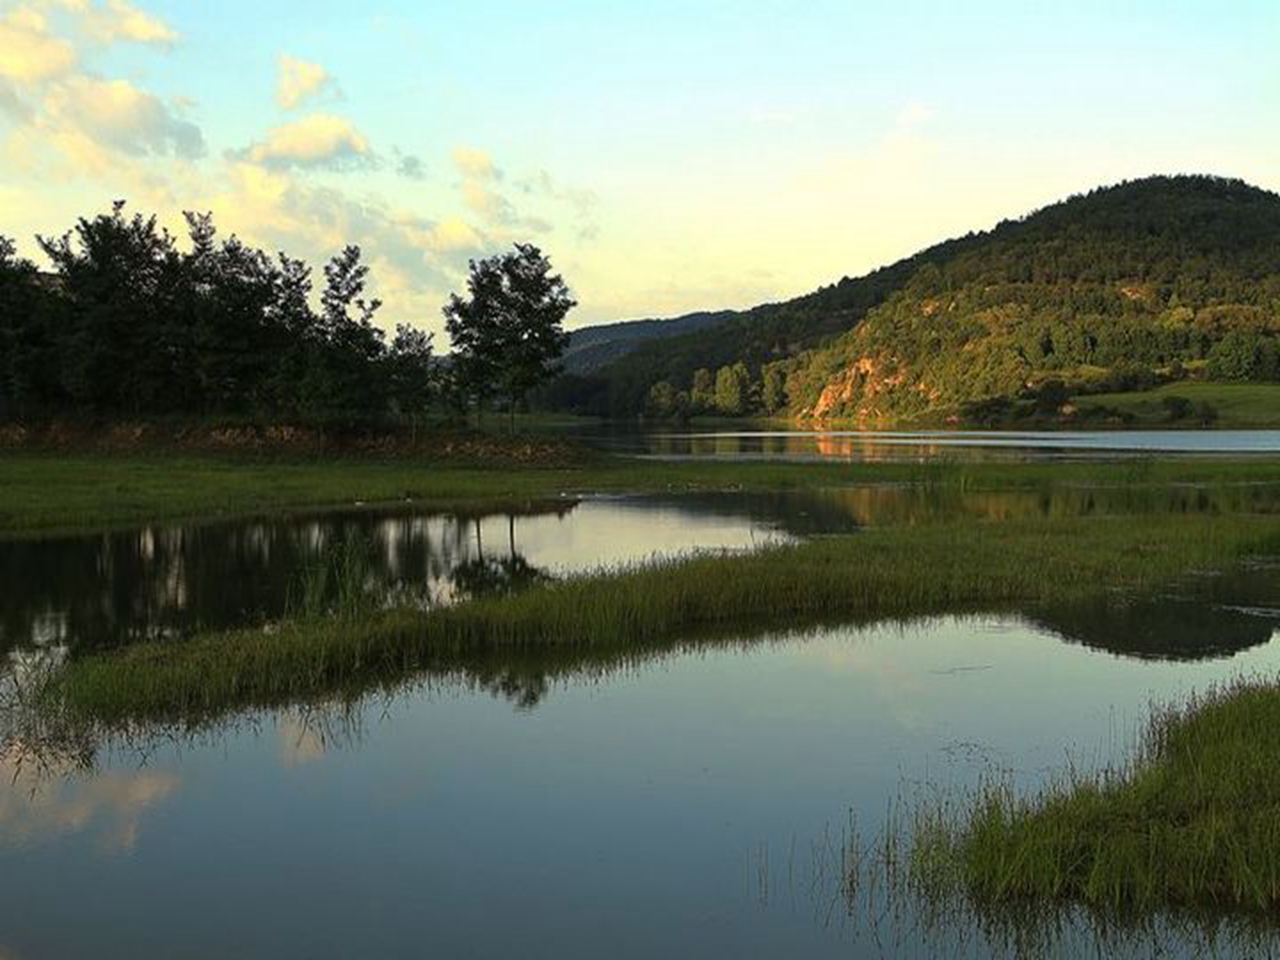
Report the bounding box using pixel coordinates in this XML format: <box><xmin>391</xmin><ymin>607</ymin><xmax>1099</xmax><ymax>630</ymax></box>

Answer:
<box><xmin>4</xmin><ymin>617</ymin><xmax>1280</xmax><ymax>957</ymax></box>
<box><xmin>589</xmin><ymin>427</ymin><xmax>1280</xmax><ymax>461</ymax></box>
<box><xmin>5</xmin><ymin>464</ymin><xmax>1280</xmax><ymax>956</ymax></box>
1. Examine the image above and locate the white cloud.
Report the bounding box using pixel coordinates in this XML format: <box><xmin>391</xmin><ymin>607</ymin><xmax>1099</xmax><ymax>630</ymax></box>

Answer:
<box><xmin>80</xmin><ymin>0</ymin><xmax>178</xmax><ymax>46</ymax></box>
<box><xmin>276</xmin><ymin>54</ymin><xmax>334</xmax><ymax>111</ymax></box>
<box><xmin>452</xmin><ymin>145</ymin><xmax>551</xmax><ymax>234</ymax></box>
<box><xmin>45</xmin><ymin>75</ymin><xmax>204</xmax><ymax>158</ymax></box>
<box><xmin>243</xmin><ymin>113</ymin><xmax>373</xmax><ymax>170</ymax></box>
<box><xmin>0</xmin><ymin>747</ymin><xmax>181</xmax><ymax>853</ymax></box>
<box><xmin>0</xmin><ymin>7</ymin><xmax>78</xmax><ymax>83</ymax></box>
<box><xmin>452</xmin><ymin>146</ymin><xmax>499</xmax><ymax>180</ymax></box>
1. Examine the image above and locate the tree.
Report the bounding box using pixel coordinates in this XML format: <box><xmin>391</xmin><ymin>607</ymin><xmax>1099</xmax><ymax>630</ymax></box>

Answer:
<box><xmin>304</xmin><ymin>245</ymin><xmax>386</xmax><ymax>414</ymax></box>
<box><xmin>1033</xmin><ymin>378</ymin><xmax>1071</xmax><ymax>414</ymax></box>
<box><xmin>1206</xmin><ymin>332</ymin><xmax>1258</xmax><ymax>381</ymax></box>
<box><xmin>760</xmin><ymin>363</ymin><xmax>788</xmax><ymax>414</ymax></box>
<box><xmin>443</xmin><ymin>243</ymin><xmax>574</xmax><ymax>428</ymax></box>
<box><xmin>0</xmin><ymin>236</ymin><xmax>59</xmax><ymax>418</ymax></box>
<box><xmin>714</xmin><ymin>362</ymin><xmax>750</xmax><ymax>415</ymax></box>
<box><xmin>645</xmin><ymin>380</ymin><xmax>686</xmax><ymax>420</ymax></box>
<box><xmin>689</xmin><ymin>368</ymin><xmax>715</xmax><ymax>412</ymax></box>
<box><xmin>39</xmin><ymin>201</ymin><xmax>181</xmax><ymax>412</ymax></box>
<box><xmin>386</xmin><ymin>324</ymin><xmax>435</xmax><ymax>429</ymax></box>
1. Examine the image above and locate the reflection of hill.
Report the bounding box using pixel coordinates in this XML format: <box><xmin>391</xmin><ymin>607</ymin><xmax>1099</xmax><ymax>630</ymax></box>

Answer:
<box><xmin>1028</xmin><ymin>596</ymin><xmax>1277</xmax><ymax>662</ymax></box>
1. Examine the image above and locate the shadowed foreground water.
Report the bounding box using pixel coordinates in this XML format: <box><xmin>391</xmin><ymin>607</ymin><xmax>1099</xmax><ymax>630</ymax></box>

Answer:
<box><xmin>4</xmin><ymin>616</ymin><xmax>1280</xmax><ymax>958</ymax></box>
<box><xmin>6</xmin><ymin>477</ymin><xmax>1280</xmax><ymax>956</ymax></box>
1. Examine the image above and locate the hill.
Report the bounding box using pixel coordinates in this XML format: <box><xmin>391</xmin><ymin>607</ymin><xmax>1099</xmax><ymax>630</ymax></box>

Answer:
<box><xmin>553</xmin><ymin>175</ymin><xmax>1280</xmax><ymax>423</ymax></box>
<box><xmin>561</xmin><ymin>310</ymin><xmax>735</xmax><ymax>375</ymax></box>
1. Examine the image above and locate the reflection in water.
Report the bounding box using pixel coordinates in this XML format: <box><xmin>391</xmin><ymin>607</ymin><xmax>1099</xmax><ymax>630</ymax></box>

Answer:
<box><xmin>4</xmin><ymin>483</ymin><xmax>1280</xmax><ymax>660</ymax></box>
<box><xmin>8</xmin><ymin>478</ymin><xmax>1280</xmax><ymax>956</ymax></box>
<box><xmin>4</xmin><ymin>618</ymin><xmax>1280</xmax><ymax>957</ymax></box>
<box><xmin>598</xmin><ymin>428</ymin><xmax>1280</xmax><ymax>462</ymax></box>
<box><xmin>0</xmin><ymin>743</ymin><xmax>179</xmax><ymax>852</ymax></box>
<box><xmin>0</xmin><ymin>496</ymin><xmax>792</xmax><ymax>656</ymax></box>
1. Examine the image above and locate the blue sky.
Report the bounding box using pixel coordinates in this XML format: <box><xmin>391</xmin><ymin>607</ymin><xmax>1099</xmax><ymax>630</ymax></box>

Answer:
<box><xmin>1</xmin><ymin>0</ymin><xmax>1276</xmax><ymax>338</ymax></box>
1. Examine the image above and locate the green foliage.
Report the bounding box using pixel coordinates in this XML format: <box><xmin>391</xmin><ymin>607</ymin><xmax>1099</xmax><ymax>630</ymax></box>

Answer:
<box><xmin>713</xmin><ymin>361</ymin><xmax>752</xmax><ymax>415</ymax></box>
<box><xmin>443</xmin><ymin>243</ymin><xmax>574</xmax><ymax>421</ymax></box>
<box><xmin>760</xmin><ymin>362</ymin><xmax>788</xmax><ymax>414</ymax></box>
<box><xmin>911</xmin><ymin>677</ymin><xmax>1280</xmax><ymax>913</ymax></box>
<box><xmin>689</xmin><ymin>367</ymin><xmax>715</xmax><ymax>413</ymax></box>
<box><xmin>1</xmin><ymin>203</ymin><xmax>437</xmax><ymax>420</ymax></box>
<box><xmin>644</xmin><ymin>380</ymin><xmax>687</xmax><ymax>420</ymax></box>
<box><xmin>548</xmin><ymin>176</ymin><xmax>1280</xmax><ymax>421</ymax></box>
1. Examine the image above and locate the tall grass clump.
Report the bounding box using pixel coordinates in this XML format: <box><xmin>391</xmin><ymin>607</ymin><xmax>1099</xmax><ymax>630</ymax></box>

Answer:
<box><xmin>286</xmin><ymin>535</ymin><xmax>378</xmax><ymax>622</ymax></box>
<box><xmin>908</xmin><ymin>676</ymin><xmax>1280</xmax><ymax>915</ymax></box>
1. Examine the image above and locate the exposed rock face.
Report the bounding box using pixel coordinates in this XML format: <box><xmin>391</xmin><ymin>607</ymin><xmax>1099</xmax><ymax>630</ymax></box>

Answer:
<box><xmin>803</xmin><ymin>355</ymin><xmax>914</xmax><ymax>422</ymax></box>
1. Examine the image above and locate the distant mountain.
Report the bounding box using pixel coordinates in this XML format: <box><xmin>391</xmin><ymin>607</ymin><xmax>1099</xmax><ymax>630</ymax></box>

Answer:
<box><xmin>561</xmin><ymin>310</ymin><xmax>736</xmax><ymax>375</ymax></box>
<box><xmin>552</xmin><ymin>175</ymin><xmax>1280</xmax><ymax>422</ymax></box>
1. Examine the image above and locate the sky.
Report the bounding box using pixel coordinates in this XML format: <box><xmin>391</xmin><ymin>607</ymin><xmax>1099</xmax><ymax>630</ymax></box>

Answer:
<box><xmin>0</xmin><ymin>1</ymin><xmax>1276</xmax><ymax>342</ymax></box>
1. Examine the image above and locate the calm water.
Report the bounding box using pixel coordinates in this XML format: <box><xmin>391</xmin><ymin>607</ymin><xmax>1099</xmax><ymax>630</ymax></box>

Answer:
<box><xmin>587</xmin><ymin>427</ymin><xmax>1280</xmax><ymax>462</ymax></box>
<box><xmin>6</xmin><ymin>475</ymin><xmax>1280</xmax><ymax>957</ymax></box>
<box><xmin>4</xmin><ymin>618</ymin><xmax>1280</xmax><ymax>958</ymax></box>
<box><xmin>5</xmin><ymin>483</ymin><xmax>1279</xmax><ymax>657</ymax></box>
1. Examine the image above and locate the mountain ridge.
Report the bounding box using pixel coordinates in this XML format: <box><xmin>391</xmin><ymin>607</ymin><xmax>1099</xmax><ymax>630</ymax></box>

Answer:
<box><xmin>549</xmin><ymin>174</ymin><xmax>1280</xmax><ymax>423</ymax></box>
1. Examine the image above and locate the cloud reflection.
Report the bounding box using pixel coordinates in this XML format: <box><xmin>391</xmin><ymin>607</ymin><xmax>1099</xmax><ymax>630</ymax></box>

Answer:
<box><xmin>0</xmin><ymin>747</ymin><xmax>179</xmax><ymax>853</ymax></box>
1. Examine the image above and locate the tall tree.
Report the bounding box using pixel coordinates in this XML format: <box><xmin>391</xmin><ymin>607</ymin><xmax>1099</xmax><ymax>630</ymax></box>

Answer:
<box><xmin>443</xmin><ymin>243</ymin><xmax>574</xmax><ymax>427</ymax></box>
<box><xmin>304</xmin><ymin>245</ymin><xmax>386</xmax><ymax>414</ymax></box>
<box><xmin>386</xmin><ymin>323</ymin><xmax>436</xmax><ymax>428</ymax></box>
<box><xmin>714</xmin><ymin>362</ymin><xmax>751</xmax><ymax>415</ymax></box>
<box><xmin>0</xmin><ymin>236</ymin><xmax>59</xmax><ymax>418</ymax></box>
<box><xmin>39</xmin><ymin>202</ymin><xmax>181</xmax><ymax>412</ymax></box>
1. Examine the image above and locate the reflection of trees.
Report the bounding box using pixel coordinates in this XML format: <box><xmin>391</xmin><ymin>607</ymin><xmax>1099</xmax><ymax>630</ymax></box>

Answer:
<box><xmin>0</xmin><ymin>501</ymin><xmax>576</xmax><ymax>656</ymax></box>
<box><xmin>451</xmin><ymin>514</ymin><xmax>552</xmax><ymax>601</ymax></box>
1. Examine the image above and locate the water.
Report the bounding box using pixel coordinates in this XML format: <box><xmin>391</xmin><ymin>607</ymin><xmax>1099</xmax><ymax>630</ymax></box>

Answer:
<box><xmin>586</xmin><ymin>427</ymin><xmax>1280</xmax><ymax>462</ymax></box>
<box><xmin>5</xmin><ymin>482</ymin><xmax>1278</xmax><ymax>657</ymax></box>
<box><xmin>0</xmin><ymin>494</ymin><xmax>800</xmax><ymax>656</ymax></box>
<box><xmin>7</xmin><ymin>469</ymin><xmax>1280</xmax><ymax>956</ymax></box>
<box><xmin>4</xmin><ymin>617</ymin><xmax>1280</xmax><ymax>958</ymax></box>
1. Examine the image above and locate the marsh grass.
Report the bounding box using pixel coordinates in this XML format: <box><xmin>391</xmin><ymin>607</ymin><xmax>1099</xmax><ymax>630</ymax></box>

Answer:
<box><xmin>9</xmin><ymin>451</ymin><xmax>1280</xmax><ymax>537</ymax></box>
<box><xmin>908</xmin><ymin>676</ymin><xmax>1280</xmax><ymax>916</ymax></box>
<box><xmin>41</xmin><ymin>510</ymin><xmax>1280</xmax><ymax>724</ymax></box>
<box><xmin>285</xmin><ymin>534</ymin><xmax>380</xmax><ymax>623</ymax></box>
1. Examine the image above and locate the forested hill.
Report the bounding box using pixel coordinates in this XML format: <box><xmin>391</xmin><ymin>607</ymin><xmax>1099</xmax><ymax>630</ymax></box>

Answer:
<box><xmin>561</xmin><ymin>310</ymin><xmax>736</xmax><ymax>375</ymax></box>
<box><xmin>552</xmin><ymin>176</ymin><xmax>1280</xmax><ymax>422</ymax></box>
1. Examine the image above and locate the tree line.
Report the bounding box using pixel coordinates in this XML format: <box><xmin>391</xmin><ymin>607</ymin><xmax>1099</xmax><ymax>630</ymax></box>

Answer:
<box><xmin>0</xmin><ymin>202</ymin><xmax>573</xmax><ymax>424</ymax></box>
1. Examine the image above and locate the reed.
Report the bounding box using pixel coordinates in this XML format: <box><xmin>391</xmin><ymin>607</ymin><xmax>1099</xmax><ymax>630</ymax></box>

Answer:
<box><xmin>44</xmin><ymin>510</ymin><xmax>1280</xmax><ymax>724</ymax></box>
<box><xmin>906</xmin><ymin>676</ymin><xmax>1280</xmax><ymax>914</ymax></box>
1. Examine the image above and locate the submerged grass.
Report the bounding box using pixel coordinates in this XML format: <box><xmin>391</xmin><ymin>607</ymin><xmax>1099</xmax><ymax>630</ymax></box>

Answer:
<box><xmin>907</xmin><ymin>675</ymin><xmax>1280</xmax><ymax>917</ymax></box>
<box><xmin>45</xmin><ymin>510</ymin><xmax>1280</xmax><ymax>724</ymax></box>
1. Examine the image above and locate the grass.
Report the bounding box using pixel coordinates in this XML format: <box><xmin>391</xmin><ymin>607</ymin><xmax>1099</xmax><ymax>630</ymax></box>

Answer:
<box><xmin>11</xmin><ymin>449</ymin><xmax>1280</xmax><ymax>537</ymax></box>
<box><xmin>1077</xmin><ymin>382</ymin><xmax>1280</xmax><ymax>427</ymax></box>
<box><xmin>41</xmin><ymin>509</ymin><xmax>1280</xmax><ymax>724</ymax></box>
<box><xmin>907</xmin><ymin>676</ymin><xmax>1280</xmax><ymax>917</ymax></box>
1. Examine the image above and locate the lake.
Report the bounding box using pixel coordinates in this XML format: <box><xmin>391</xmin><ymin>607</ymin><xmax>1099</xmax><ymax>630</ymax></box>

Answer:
<box><xmin>586</xmin><ymin>427</ymin><xmax>1280</xmax><ymax>461</ymax></box>
<box><xmin>5</xmin><ymin>444</ymin><xmax>1280</xmax><ymax>957</ymax></box>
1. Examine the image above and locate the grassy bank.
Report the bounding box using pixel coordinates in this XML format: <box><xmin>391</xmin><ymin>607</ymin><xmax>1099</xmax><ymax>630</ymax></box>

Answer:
<box><xmin>45</xmin><ymin>510</ymin><xmax>1280</xmax><ymax>724</ymax></box>
<box><xmin>10</xmin><ymin>449</ymin><xmax>1280</xmax><ymax>537</ymax></box>
<box><xmin>909</xmin><ymin>677</ymin><xmax>1280</xmax><ymax>915</ymax></box>
<box><xmin>1076</xmin><ymin>382</ymin><xmax>1280</xmax><ymax>428</ymax></box>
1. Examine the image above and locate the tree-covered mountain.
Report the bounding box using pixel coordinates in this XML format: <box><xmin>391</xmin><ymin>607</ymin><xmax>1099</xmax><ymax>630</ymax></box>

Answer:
<box><xmin>554</xmin><ymin>176</ymin><xmax>1280</xmax><ymax>423</ymax></box>
<box><xmin>561</xmin><ymin>310</ymin><xmax>736</xmax><ymax>375</ymax></box>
